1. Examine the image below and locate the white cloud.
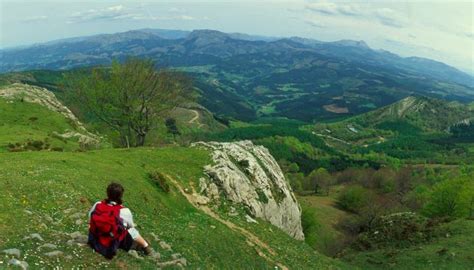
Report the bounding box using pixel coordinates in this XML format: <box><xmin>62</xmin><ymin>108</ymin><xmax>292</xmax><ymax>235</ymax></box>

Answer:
<box><xmin>306</xmin><ymin>1</ymin><xmax>364</xmax><ymax>17</ymax></box>
<box><xmin>179</xmin><ymin>15</ymin><xmax>194</xmax><ymax>21</ymax></box>
<box><xmin>304</xmin><ymin>19</ymin><xmax>325</xmax><ymax>28</ymax></box>
<box><xmin>67</xmin><ymin>4</ymin><xmax>201</xmax><ymax>24</ymax></box>
<box><xmin>129</xmin><ymin>14</ymin><xmax>197</xmax><ymax>21</ymax></box>
<box><xmin>68</xmin><ymin>5</ymin><xmax>130</xmax><ymax>23</ymax></box>
<box><xmin>168</xmin><ymin>7</ymin><xmax>186</xmax><ymax>13</ymax></box>
<box><xmin>374</xmin><ymin>8</ymin><xmax>405</xmax><ymax>28</ymax></box>
<box><xmin>299</xmin><ymin>1</ymin><xmax>472</xmax><ymax>72</ymax></box>
<box><xmin>306</xmin><ymin>2</ymin><xmax>339</xmax><ymax>15</ymax></box>
<box><xmin>21</xmin><ymin>15</ymin><xmax>48</xmax><ymax>23</ymax></box>
<box><xmin>107</xmin><ymin>5</ymin><xmax>124</xmax><ymax>12</ymax></box>
<box><xmin>305</xmin><ymin>1</ymin><xmax>406</xmax><ymax>28</ymax></box>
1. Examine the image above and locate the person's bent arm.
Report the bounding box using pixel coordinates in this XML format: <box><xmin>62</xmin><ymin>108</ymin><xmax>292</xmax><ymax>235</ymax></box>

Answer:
<box><xmin>88</xmin><ymin>201</ymin><xmax>100</xmax><ymax>220</ymax></box>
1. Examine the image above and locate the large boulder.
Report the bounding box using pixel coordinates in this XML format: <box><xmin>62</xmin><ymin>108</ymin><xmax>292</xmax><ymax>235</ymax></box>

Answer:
<box><xmin>193</xmin><ymin>140</ymin><xmax>304</xmax><ymax>240</ymax></box>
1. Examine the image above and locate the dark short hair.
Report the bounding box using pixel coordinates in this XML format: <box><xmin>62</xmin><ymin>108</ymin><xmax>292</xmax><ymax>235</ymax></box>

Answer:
<box><xmin>106</xmin><ymin>182</ymin><xmax>124</xmax><ymax>204</ymax></box>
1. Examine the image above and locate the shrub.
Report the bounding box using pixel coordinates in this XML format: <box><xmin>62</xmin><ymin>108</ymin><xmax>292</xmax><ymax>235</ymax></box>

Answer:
<box><xmin>404</xmin><ymin>184</ymin><xmax>430</xmax><ymax>211</ymax></box>
<box><xmin>288</xmin><ymin>172</ymin><xmax>304</xmax><ymax>193</ymax></box>
<box><xmin>423</xmin><ymin>177</ymin><xmax>473</xmax><ymax>219</ymax></box>
<box><xmin>337</xmin><ymin>185</ymin><xmax>373</xmax><ymax>213</ymax></box>
<box><xmin>381</xmin><ymin>177</ymin><xmax>396</xmax><ymax>193</ymax></box>
<box><xmin>7</xmin><ymin>140</ymin><xmax>50</xmax><ymax>152</ymax></box>
<box><xmin>148</xmin><ymin>171</ymin><xmax>170</xmax><ymax>193</ymax></box>
<box><xmin>301</xmin><ymin>207</ymin><xmax>320</xmax><ymax>248</ymax></box>
<box><xmin>26</xmin><ymin>140</ymin><xmax>45</xmax><ymax>151</ymax></box>
<box><xmin>459</xmin><ymin>184</ymin><xmax>474</xmax><ymax>219</ymax></box>
<box><xmin>337</xmin><ymin>202</ymin><xmax>393</xmax><ymax>236</ymax></box>
<box><xmin>354</xmin><ymin>212</ymin><xmax>435</xmax><ymax>250</ymax></box>
<box><xmin>165</xmin><ymin>118</ymin><xmax>181</xmax><ymax>138</ymax></box>
<box><xmin>288</xmin><ymin>163</ymin><xmax>300</xmax><ymax>173</ymax></box>
<box><xmin>372</xmin><ymin>168</ymin><xmax>396</xmax><ymax>193</ymax></box>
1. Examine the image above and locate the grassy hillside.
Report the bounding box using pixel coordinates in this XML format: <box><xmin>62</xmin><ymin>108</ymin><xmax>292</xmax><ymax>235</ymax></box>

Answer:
<box><xmin>298</xmin><ymin>194</ymin><xmax>350</xmax><ymax>256</ymax></box>
<box><xmin>0</xmin><ymin>148</ymin><xmax>348</xmax><ymax>269</ymax></box>
<box><xmin>342</xmin><ymin>219</ymin><xmax>474</xmax><ymax>270</ymax></box>
<box><xmin>0</xmin><ymin>88</ymin><xmax>346</xmax><ymax>269</ymax></box>
<box><xmin>353</xmin><ymin>96</ymin><xmax>473</xmax><ymax>132</ymax></box>
<box><xmin>298</xmin><ymin>192</ymin><xmax>474</xmax><ymax>270</ymax></box>
<box><xmin>311</xmin><ymin>96</ymin><xmax>474</xmax><ymax>164</ymax></box>
<box><xmin>313</xmin><ymin>96</ymin><xmax>474</xmax><ymax>143</ymax></box>
<box><xmin>0</xmin><ymin>98</ymin><xmax>81</xmax><ymax>152</ymax></box>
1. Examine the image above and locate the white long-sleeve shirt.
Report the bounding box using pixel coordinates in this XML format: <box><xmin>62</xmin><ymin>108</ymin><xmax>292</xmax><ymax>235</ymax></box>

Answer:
<box><xmin>88</xmin><ymin>201</ymin><xmax>141</xmax><ymax>239</ymax></box>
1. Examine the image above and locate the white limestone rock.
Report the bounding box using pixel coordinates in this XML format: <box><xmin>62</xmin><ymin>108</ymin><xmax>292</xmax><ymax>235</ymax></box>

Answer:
<box><xmin>2</xmin><ymin>248</ymin><xmax>21</xmax><ymax>258</ymax></box>
<box><xmin>44</xmin><ymin>250</ymin><xmax>63</xmax><ymax>257</ymax></box>
<box><xmin>23</xmin><ymin>233</ymin><xmax>43</xmax><ymax>242</ymax></box>
<box><xmin>8</xmin><ymin>259</ymin><xmax>28</xmax><ymax>270</ymax></box>
<box><xmin>192</xmin><ymin>140</ymin><xmax>304</xmax><ymax>240</ymax></box>
<box><xmin>38</xmin><ymin>243</ymin><xmax>57</xmax><ymax>250</ymax></box>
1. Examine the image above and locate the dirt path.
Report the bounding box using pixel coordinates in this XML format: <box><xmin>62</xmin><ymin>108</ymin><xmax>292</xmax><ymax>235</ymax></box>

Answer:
<box><xmin>188</xmin><ymin>110</ymin><xmax>204</xmax><ymax>128</ymax></box>
<box><xmin>312</xmin><ymin>132</ymin><xmax>350</xmax><ymax>145</ymax></box>
<box><xmin>166</xmin><ymin>175</ymin><xmax>289</xmax><ymax>270</ymax></box>
<box><xmin>188</xmin><ymin>110</ymin><xmax>199</xmax><ymax>123</ymax></box>
<box><xmin>312</xmin><ymin>132</ymin><xmax>386</xmax><ymax>147</ymax></box>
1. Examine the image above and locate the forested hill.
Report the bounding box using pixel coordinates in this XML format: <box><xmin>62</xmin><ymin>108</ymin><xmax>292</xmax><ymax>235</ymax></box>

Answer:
<box><xmin>1</xmin><ymin>29</ymin><xmax>473</xmax><ymax>122</ymax></box>
<box><xmin>348</xmin><ymin>96</ymin><xmax>474</xmax><ymax>132</ymax></box>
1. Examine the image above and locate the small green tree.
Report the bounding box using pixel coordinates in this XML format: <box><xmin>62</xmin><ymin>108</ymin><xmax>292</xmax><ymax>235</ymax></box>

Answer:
<box><xmin>288</xmin><ymin>163</ymin><xmax>300</xmax><ymax>173</ymax></box>
<box><xmin>165</xmin><ymin>118</ymin><xmax>181</xmax><ymax>139</ymax></box>
<box><xmin>67</xmin><ymin>58</ymin><xmax>194</xmax><ymax>147</ymax></box>
<box><xmin>458</xmin><ymin>180</ymin><xmax>474</xmax><ymax>219</ymax></box>
<box><xmin>289</xmin><ymin>172</ymin><xmax>305</xmax><ymax>193</ymax></box>
<box><xmin>308</xmin><ymin>168</ymin><xmax>332</xmax><ymax>195</ymax></box>
<box><xmin>422</xmin><ymin>177</ymin><xmax>472</xmax><ymax>218</ymax></box>
<box><xmin>337</xmin><ymin>185</ymin><xmax>373</xmax><ymax>213</ymax></box>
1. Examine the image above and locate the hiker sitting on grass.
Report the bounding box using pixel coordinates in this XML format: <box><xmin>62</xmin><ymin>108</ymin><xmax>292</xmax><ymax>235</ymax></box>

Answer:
<box><xmin>88</xmin><ymin>182</ymin><xmax>153</xmax><ymax>259</ymax></box>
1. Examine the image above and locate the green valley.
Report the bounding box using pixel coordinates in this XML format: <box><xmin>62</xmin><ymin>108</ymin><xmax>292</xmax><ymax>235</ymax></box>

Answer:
<box><xmin>1</xmin><ymin>21</ymin><xmax>473</xmax><ymax>270</ymax></box>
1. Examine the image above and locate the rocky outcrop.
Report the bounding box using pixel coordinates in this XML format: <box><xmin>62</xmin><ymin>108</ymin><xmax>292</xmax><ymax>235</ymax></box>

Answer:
<box><xmin>192</xmin><ymin>141</ymin><xmax>304</xmax><ymax>240</ymax></box>
<box><xmin>0</xmin><ymin>83</ymin><xmax>99</xmax><ymax>146</ymax></box>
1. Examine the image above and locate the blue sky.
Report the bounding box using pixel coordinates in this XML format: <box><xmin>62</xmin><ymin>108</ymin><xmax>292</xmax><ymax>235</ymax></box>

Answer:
<box><xmin>1</xmin><ymin>0</ymin><xmax>473</xmax><ymax>74</ymax></box>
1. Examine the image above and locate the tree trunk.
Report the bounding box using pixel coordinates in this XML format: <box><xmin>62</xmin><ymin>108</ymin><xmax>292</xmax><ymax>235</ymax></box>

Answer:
<box><xmin>125</xmin><ymin>135</ymin><xmax>130</xmax><ymax>149</ymax></box>
<box><xmin>119</xmin><ymin>134</ymin><xmax>130</xmax><ymax>148</ymax></box>
<box><xmin>135</xmin><ymin>133</ymin><xmax>146</xmax><ymax>147</ymax></box>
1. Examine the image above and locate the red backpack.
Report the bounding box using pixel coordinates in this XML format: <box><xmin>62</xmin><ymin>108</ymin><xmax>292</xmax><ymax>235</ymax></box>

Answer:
<box><xmin>88</xmin><ymin>200</ymin><xmax>127</xmax><ymax>259</ymax></box>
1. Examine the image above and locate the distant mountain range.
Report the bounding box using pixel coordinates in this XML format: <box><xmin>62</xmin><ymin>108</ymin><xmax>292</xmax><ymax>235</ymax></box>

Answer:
<box><xmin>1</xmin><ymin>28</ymin><xmax>473</xmax><ymax>122</ymax></box>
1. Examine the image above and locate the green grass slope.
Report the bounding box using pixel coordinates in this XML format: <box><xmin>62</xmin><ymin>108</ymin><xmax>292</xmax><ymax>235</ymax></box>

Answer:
<box><xmin>0</xmin><ymin>88</ymin><xmax>347</xmax><ymax>269</ymax></box>
<box><xmin>0</xmin><ymin>98</ymin><xmax>82</xmax><ymax>152</ymax></box>
<box><xmin>298</xmin><ymin>192</ymin><xmax>474</xmax><ymax>270</ymax></box>
<box><xmin>342</xmin><ymin>219</ymin><xmax>474</xmax><ymax>270</ymax></box>
<box><xmin>0</xmin><ymin>148</ymin><xmax>347</xmax><ymax>269</ymax></box>
<box><xmin>298</xmin><ymin>194</ymin><xmax>350</xmax><ymax>256</ymax></box>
